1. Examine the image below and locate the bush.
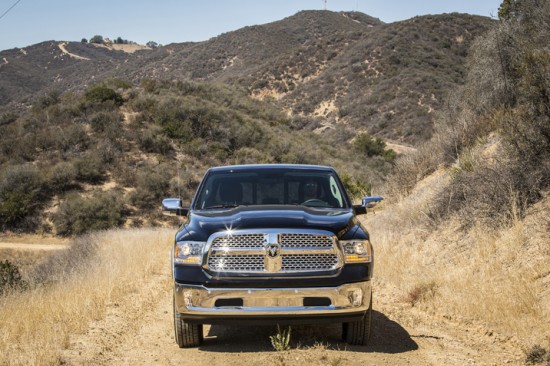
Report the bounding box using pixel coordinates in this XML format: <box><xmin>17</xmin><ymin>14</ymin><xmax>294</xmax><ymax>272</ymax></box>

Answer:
<box><xmin>138</xmin><ymin>129</ymin><xmax>173</xmax><ymax>155</ymax></box>
<box><xmin>0</xmin><ymin>165</ymin><xmax>44</xmax><ymax>229</ymax></box>
<box><xmin>0</xmin><ymin>260</ymin><xmax>28</xmax><ymax>295</ymax></box>
<box><xmin>89</xmin><ymin>110</ymin><xmax>122</xmax><ymax>133</ymax></box>
<box><xmin>353</xmin><ymin>133</ymin><xmax>396</xmax><ymax>162</ymax></box>
<box><xmin>131</xmin><ymin>166</ymin><xmax>171</xmax><ymax>209</ymax></box>
<box><xmin>52</xmin><ymin>192</ymin><xmax>126</xmax><ymax>236</ymax></box>
<box><xmin>340</xmin><ymin>172</ymin><xmax>370</xmax><ymax>201</ymax></box>
<box><xmin>84</xmin><ymin>84</ymin><xmax>123</xmax><ymax>106</ymax></box>
<box><xmin>72</xmin><ymin>155</ymin><xmax>105</xmax><ymax>183</ymax></box>
<box><xmin>47</xmin><ymin>162</ymin><xmax>77</xmax><ymax>192</ymax></box>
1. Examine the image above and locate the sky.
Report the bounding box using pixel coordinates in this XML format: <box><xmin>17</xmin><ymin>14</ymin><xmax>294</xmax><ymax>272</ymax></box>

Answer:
<box><xmin>0</xmin><ymin>0</ymin><xmax>503</xmax><ymax>51</ymax></box>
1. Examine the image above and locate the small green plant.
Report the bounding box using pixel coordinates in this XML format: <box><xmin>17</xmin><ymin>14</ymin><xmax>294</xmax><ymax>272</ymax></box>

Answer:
<box><xmin>270</xmin><ymin>325</ymin><xmax>291</xmax><ymax>351</ymax></box>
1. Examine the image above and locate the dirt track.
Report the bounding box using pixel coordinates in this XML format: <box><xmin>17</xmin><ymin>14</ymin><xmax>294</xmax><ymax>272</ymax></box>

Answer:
<box><xmin>60</xmin><ymin>258</ymin><xmax>524</xmax><ymax>366</ymax></box>
<box><xmin>0</xmin><ymin>242</ymin><xmax>67</xmax><ymax>251</ymax></box>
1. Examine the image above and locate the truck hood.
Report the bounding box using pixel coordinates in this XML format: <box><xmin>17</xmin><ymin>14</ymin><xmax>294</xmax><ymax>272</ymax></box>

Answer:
<box><xmin>178</xmin><ymin>206</ymin><xmax>358</xmax><ymax>241</ymax></box>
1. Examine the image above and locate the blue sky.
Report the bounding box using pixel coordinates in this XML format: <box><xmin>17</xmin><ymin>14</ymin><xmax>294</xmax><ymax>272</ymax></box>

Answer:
<box><xmin>0</xmin><ymin>0</ymin><xmax>503</xmax><ymax>51</ymax></box>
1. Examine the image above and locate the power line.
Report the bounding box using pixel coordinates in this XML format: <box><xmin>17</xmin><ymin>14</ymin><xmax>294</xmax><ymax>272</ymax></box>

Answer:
<box><xmin>0</xmin><ymin>0</ymin><xmax>21</xmax><ymax>21</ymax></box>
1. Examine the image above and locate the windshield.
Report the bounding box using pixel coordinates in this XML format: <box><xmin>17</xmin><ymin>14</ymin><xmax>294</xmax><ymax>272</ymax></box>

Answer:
<box><xmin>193</xmin><ymin>168</ymin><xmax>349</xmax><ymax>209</ymax></box>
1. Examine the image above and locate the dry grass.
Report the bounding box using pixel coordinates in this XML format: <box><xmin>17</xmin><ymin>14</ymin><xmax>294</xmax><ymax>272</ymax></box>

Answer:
<box><xmin>0</xmin><ymin>228</ymin><xmax>173</xmax><ymax>366</ymax></box>
<box><xmin>368</xmin><ymin>169</ymin><xmax>550</xmax><ymax>347</ymax></box>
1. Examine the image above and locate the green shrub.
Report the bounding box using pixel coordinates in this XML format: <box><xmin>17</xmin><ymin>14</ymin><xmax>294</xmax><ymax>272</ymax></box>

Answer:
<box><xmin>52</xmin><ymin>192</ymin><xmax>126</xmax><ymax>236</ymax></box>
<box><xmin>138</xmin><ymin>129</ymin><xmax>173</xmax><ymax>155</ymax></box>
<box><xmin>131</xmin><ymin>166</ymin><xmax>171</xmax><ymax>209</ymax></box>
<box><xmin>0</xmin><ymin>260</ymin><xmax>28</xmax><ymax>295</ymax></box>
<box><xmin>353</xmin><ymin>133</ymin><xmax>396</xmax><ymax>163</ymax></box>
<box><xmin>47</xmin><ymin>162</ymin><xmax>77</xmax><ymax>192</ymax></box>
<box><xmin>56</xmin><ymin>124</ymin><xmax>90</xmax><ymax>155</ymax></box>
<box><xmin>340</xmin><ymin>172</ymin><xmax>370</xmax><ymax>201</ymax></box>
<box><xmin>72</xmin><ymin>155</ymin><xmax>105</xmax><ymax>183</ymax></box>
<box><xmin>0</xmin><ymin>165</ymin><xmax>44</xmax><ymax>229</ymax></box>
<box><xmin>84</xmin><ymin>84</ymin><xmax>123</xmax><ymax>106</ymax></box>
<box><xmin>89</xmin><ymin>110</ymin><xmax>122</xmax><ymax>133</ymax></box>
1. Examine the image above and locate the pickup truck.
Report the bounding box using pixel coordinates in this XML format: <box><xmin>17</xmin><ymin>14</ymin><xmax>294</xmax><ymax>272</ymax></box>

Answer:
<box><xmin>162</xmin><ymin>164</ymin><xmax>382</xmax><ymax>347</ymax></box>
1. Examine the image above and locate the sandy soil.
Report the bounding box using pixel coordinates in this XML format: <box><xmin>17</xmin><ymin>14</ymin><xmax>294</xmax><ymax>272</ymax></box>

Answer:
<box><xmin>58</xmin><ymin>255</ymin><xmax>524</xmax><ymax>366</ymax></box>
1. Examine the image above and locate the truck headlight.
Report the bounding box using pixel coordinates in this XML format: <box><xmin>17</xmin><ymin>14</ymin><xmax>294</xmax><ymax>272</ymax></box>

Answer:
<box><xmin>174</xmin><ymin>241</ymin><xmax>206</xmax><ymax>265</ymax></box>
<box><xmin>341</xmin><ymin>240</ymin><xmax>372</xmax><ymax>263</ymax></box>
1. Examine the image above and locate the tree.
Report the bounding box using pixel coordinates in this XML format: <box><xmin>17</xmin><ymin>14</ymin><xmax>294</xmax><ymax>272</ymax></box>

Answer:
<box><xmin>146</xmin><ymin>41</ymin><xmax>159</xmax><ymax>49</ymax></box>
<box><xmin>81</xmin><ymin>38</ymin><xmax>88</xmax><ymax>43</ymax></box>
<box><xmin>89</xmin><ymin>35</ymin><xmax>104</xmax><ymax>44</ymax></box>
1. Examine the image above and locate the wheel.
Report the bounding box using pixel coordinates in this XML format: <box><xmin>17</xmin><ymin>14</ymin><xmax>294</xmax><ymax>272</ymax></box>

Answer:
<box><xmin>343</xmin><ymin>296</ymin><xmax>372</xmax><ymax>346</ymax></box>
<box><xmin>174</xmin><ymin>298</ymin><xmax>203</xmax><ymax>348</ymax></box>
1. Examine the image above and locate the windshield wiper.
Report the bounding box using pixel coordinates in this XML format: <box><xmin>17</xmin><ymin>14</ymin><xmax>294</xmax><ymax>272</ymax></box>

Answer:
<box><xmin>202</xmin><ymin>204</ymin><xmax>240</xmax><ymax>210</ymax></box>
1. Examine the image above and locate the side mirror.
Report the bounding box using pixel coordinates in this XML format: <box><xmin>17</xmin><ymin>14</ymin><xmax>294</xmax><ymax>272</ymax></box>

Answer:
<box><xmin>353</xmin><ymin>196</ymin><xmax>384</xmax><ymax>215</ymax></box>
<box><xmin>162</xmin><ymin>198</ymin><xmax>189</xmax><ymax>216</ymax></box>
<box><xmin>362</xmin><ymin>196</ymin><xmax>384</xmax><ymax>208</ymax></box>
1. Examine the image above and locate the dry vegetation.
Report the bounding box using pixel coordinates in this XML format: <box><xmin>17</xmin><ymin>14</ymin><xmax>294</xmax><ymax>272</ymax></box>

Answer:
<box><xmin>374</xmin><ymin>0</ymin><xmax>550</xmax><ymax>360</ymax></box>
<box><xmin>0</xmin><ymin>228</ymin><xmax>173</xmax><ymax>365</ymax></box>
<box><xmin>368</xmin><ymin>175</ymin><xmax>550</xmax><ymax>350</ymax></box>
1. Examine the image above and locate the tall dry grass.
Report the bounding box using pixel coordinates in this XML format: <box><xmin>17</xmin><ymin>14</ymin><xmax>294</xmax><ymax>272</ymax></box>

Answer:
<box><xmin>367</xmin><ymin>175</ymin><xmax>549</xmax><ymax>346</ymax></box>
<box><xmin>0</xmin><ymin>228</ymin><xmax>173</xmax><ymax>366</ymax></box>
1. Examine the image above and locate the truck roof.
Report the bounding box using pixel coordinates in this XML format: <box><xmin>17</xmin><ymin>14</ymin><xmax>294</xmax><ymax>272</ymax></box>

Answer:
<box><xmin>207</xmin><ymin>164</ymin><xmax>336</xmax><ymax>173</ymax></box>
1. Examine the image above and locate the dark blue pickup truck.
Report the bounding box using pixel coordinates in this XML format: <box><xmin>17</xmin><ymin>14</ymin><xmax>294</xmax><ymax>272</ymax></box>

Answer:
<box><xmin>162</xmin><ymin>164</ymin><xmax>382</xmax><ymax>347</ymax></box>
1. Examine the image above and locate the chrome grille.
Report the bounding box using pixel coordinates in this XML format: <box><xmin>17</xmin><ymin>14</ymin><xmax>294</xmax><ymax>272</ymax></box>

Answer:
<box><xmin>280</xmin><ymin>233</ymin><xmax>334</xmax><ymax>248</ymax></box>
<box><xmin>204</xmin><ymin>229</ymin><xmax>343</xmax><ymax>275</ymax></box>
<box><xmin>211</xmin><ymin>234</ymin><xmax>265</xmax><ymax>249</ymax></box>
<box><xmin>282</xmin><ymin>254</ymin><xmax>339</xmax><ymax>271</ymax></box>
<box><xmin>208</xmin><ymin>254</ymin><xmax>264</xmax><ymax>272</ymax></box>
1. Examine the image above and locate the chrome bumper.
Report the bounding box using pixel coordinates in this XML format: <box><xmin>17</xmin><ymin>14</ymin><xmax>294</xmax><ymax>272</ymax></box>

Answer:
<box><xmin>174</xmin><ymin>281</ymin><xmax>371</xmax><ymax>319</ymax></box>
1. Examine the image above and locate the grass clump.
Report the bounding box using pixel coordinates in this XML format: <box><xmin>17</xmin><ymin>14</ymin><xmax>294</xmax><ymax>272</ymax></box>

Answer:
<box><xmin>270</xmin><ymin>325</ymin><xmax>292</xmax><ymax>351</ymax></box>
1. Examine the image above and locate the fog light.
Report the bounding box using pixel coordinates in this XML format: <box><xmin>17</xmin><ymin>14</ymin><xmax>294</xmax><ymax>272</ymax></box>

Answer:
<box><xmin>350</xmin><ymin>289</ymin><xmax>363</xmax><ymax>307</ymax></box>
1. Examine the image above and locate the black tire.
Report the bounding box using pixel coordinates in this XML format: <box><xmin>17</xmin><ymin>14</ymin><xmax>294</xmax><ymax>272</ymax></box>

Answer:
<box><xmin>343</xmin><ymin>296</ymin><xmax>372</xmax><ymax>346</ymax></box>
<box><xmin>174</xmin><ymin>298</ymin><xmax>203</xmax><ymax>348</ymax></box>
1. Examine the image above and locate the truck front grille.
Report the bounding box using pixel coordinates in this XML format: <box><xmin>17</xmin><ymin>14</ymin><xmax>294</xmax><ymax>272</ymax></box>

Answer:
<box><xmin>205</xmin><ymin>229</ymin><xmax>343</xmax><ymax>274</ymax></box>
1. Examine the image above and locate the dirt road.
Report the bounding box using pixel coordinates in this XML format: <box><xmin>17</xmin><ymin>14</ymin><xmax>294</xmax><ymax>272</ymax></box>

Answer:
<box><xmin>0</xmin><ymin>242</ymin><xmax>67</xmax><ymax>251</ymax></box>
<box><xmin>60</xmin><ymin>260</ymin><xmax>524</xmax><ymax>365</ymax></box>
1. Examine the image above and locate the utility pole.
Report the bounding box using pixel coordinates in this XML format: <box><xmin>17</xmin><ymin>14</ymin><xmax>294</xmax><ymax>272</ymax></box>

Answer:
<box><xmin>323</xmin><ymin>0</ymin><xmax>327</xmax><ymax>10</ymax></box>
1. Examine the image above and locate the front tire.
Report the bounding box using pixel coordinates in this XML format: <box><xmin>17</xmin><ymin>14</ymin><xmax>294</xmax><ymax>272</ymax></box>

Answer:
<box><xmin>174</xmin><ymin>298</ymin><xmax>203</xmax><ymax>348</ymax></box>
<box><xmin>343</xmin><ymin>296</ymin><xmax>372</xmax><ymax>346</ymax></box>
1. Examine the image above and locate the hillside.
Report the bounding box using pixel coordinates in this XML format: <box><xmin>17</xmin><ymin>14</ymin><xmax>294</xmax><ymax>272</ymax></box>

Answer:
<box><xmin>0</xmin><ymin>79</ymin><xmax>394</xmax><ymax>235</ymax></box>
<box><xmin>0</xmin><ymin>11</ymin><xmax>493</xmax><ymax>145</ymax></box>
<box><xmin>0</xmin><ymin>10</ymin><xmax>494</xmax><ymax>235</ymax></box>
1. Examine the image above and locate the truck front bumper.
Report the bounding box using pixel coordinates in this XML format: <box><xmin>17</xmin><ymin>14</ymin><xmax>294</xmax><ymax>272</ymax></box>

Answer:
<box><xmin>174</xmin><ymin>281</ymin><xmax>371</xmax><ymax>324</ymax></box>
